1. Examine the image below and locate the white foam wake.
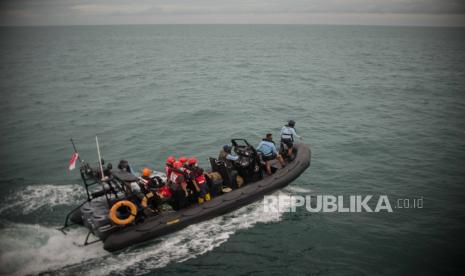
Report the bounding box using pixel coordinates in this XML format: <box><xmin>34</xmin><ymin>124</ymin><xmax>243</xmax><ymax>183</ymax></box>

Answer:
<box><xmin>283</xmin><ymin>185</ymin><xmax>313</xmax><ymax>194</ymax></box>
<box><xmin>0</xmin><ymin>191</ymin><xmax>293</xmax><ymax>276</ymax></box>
<box><xmin>0</xmin><ymin>223</ymin><xmax>108</xmax><ymax>276</ymax></box>
<box><xmin>0</xmin><ymin>184</ymin><xmax>85</xmax><ymax>215</ymax></box>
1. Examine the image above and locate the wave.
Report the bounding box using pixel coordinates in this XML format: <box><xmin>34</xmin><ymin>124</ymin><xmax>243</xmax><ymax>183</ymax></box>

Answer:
<box><xmin>0</xmin><ymin>191</ymin><xmax>293</xmax><ymax>276</ymax></box>
<box><xmin>0</xmin><ymin>184</ymin><xmax>86</xmax><ymax>215</ymax></box>
<box><xmin>283</xmin><ymin>185</ymin><xmax>313</xmax><ymax>194</ymax></box>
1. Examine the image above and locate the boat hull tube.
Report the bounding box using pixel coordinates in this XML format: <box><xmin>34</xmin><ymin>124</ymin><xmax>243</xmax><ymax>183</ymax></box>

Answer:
<box><xmin>72</xmin><ymin>142</ymin><xmax>311</xmax><ymax>252</ymax></box>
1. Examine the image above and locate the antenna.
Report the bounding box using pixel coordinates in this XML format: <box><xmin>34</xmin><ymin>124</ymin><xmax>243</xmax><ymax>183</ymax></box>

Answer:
<box><xmin>95</xmin><ymin>136</ymin><xmax>105</xmax><ymax>181</ymax></box>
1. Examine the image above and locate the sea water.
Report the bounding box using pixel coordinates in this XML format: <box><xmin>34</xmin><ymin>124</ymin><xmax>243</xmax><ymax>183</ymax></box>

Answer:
<box><xmin>0</xmin><ymin>25</ymin><xmax>464</xmax><ymax>275</ymax></box>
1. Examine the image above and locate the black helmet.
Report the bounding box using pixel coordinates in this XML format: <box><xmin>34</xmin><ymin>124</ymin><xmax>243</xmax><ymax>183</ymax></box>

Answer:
<box><xmin>287</xmin><ymin>120</ymin><xmax>296</xmax><ymax>127</ymax></box>
<box><xmin>223</xmin><ymin>145</ymin><xmax>232</xmax><ymax>153</ymax></box>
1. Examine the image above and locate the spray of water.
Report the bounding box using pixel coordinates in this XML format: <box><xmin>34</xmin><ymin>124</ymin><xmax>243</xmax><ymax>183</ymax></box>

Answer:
<box><xmin>0</xmin><ymin>184</ymin><xmax>86</xmax><ymax>215</ymax></box>
<box><xmin>283</xmin><ymin>185</ymin><xmax>313</xmax><ymax>194</ymax></box>
<box><xmin>0</xmin><ymin>223</ymin><xmax>107</xmax><ymax>276</ymax></box>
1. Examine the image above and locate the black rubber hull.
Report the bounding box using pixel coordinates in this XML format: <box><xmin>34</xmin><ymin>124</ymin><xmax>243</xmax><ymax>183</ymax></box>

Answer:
<box><xmin>103</xmin><ymin>143</ymin><xmax>311</xmax><ymax>252</ymax></box>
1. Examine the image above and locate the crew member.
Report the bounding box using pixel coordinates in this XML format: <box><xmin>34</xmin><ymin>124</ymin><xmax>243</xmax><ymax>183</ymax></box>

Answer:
<box><xmin>180</xmin><ymin>157</ymin><xmax>197</xmax><ymax>197</ymax></box>
<box><xmin>257</xmin><ymin>133</ymin><xmax>285</xmax><ymax>175</ymax></box>
<box><xmin>218</xmin><ymin>145</ymin><xmax>239</xmax><ymax>165</ymax></box>
<box><xmin>280</xmin><ymin>120</ymin><xmax>301</xmax><ymax>159</ymax></box>
<box><xmin>165</xmin><ymin>156</ymin><xmax>176</xmax><ymax>179</ymax></box>
<box><xmin>187</xmin><ymin>157</ymin><xmax>211</xmax><ymax>204</ymax></box>
<box><xmin>137</xmin><ymin>167</ymin><xmax>160</xmax><ymax>213</ymax></box>
<box><xmin>169</xmin><ymin>161</ymin><xmax>189</xmax><ymax>210</ymax></box>
<box><xmin>140</xmin><ymin>167</ymin><xmax>156</xmax><ymax>192</ymax></box>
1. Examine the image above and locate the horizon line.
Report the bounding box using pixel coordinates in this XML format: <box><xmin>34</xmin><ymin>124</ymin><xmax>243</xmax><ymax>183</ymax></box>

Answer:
<box><xmin>1</xmin><ymin>22</ymin><xmax>464</xmax><ymax>28</ymax></box>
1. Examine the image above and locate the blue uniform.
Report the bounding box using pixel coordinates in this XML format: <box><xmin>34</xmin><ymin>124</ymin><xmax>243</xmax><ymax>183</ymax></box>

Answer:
<box><xmin>257</xmin><ymin>140</ymin><xmax>278</xmax><ymax>157</ymax></box>
<box><xmin>226</xmin><ymin>154</ymin><xmax>239</xmax><ymax>161</ymax></box>
<box><xmin>280</xmin><ymin>126</ymin><xmax>300</xmax><ymax>141</ymax></box>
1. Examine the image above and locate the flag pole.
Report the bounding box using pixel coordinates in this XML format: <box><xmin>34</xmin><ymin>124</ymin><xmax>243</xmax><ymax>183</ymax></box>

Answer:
<box><xmin>95</xmin><ymin>136</ymin><xmax>105</xmax><ymax>181</ymax></box>
<box><xmin>70</xmin><ymin>138</ymin><xmax>82</xmax><ymax>162</ymax></box>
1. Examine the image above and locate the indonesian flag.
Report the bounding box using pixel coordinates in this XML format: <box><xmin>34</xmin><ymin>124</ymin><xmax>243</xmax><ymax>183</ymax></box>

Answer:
<box><xmin>68</xmin><ymin>152</ymin><xmax>79</xmax><ymax>170</ymax></box>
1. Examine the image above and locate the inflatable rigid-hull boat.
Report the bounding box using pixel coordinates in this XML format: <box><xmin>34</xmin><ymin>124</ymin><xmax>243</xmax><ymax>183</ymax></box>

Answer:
<box><xmin>103</xmin><ymin>143</ymin><xmax>311</xmax><ymax>252</ymax></box>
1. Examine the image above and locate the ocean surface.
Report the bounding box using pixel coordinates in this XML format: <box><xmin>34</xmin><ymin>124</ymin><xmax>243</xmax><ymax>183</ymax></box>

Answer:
<box><xmin>0</xmin><ymin>25</ymin><xmax>464</xmax><ymax>275</ymax></box>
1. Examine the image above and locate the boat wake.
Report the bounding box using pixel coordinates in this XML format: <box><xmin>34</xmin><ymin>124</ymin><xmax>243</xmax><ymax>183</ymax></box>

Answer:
<box><xmin>0</xmin><ymin>190</ymin><xmax>294</xmax><ymax>276</ymax></box>
<box><xmin>0</xmin><ymin>184</ymin><xmax>86</xmax><ymax>215</ymax></box>
<box><xmin>0</xmin><ymin>223</ymin><xmax>107</xmax><ymax>276</ymax></box>
<box><xmin>283</xmin><ymin>185</ymin><xmax>313</xmax><ymax>194</ymax></box>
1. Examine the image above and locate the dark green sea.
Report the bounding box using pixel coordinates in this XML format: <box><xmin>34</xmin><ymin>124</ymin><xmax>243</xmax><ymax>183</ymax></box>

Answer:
<box><xmin>0</xmin><ymin>25</ymin><xmax>464</xmax><ymax>275</ymax></box>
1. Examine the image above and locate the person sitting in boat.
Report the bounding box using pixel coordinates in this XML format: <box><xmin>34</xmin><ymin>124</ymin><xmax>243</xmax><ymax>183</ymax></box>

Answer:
<box><xmin>257</xmin><ymin>133</ymin><xmax>285</xmax><ymax>175</ymax></box>
<box><xmin>178</xmin><ymin>158</ymin><xmax>197</xmax><ymax>201</ymax></box>
<box><xmin>168</xmin><ymin>161</ymin><xmax>189</xmax><ymax>210</ymax></box>
<box><xmin>186</xmin><ymin>157</ymin><xmax>211</xmax><ymax>204</ymax></box>
<box><xmin>165</xmin><ymin>156</ymin><xmax>176</xmax><ymax>179</ymax></box>
<box><xmin>146</xmin><ymin>174</ymin><xmax>173</xmax><ymax>213</ymax></box>
<box><xmin>217</xmin><ymin>145</ymin><xmax>242</xmax><ymax>190</ymax></box>
<box><xmin>139</xmin><ymin>168</ymin><xmax>170</xmax><ymax>215</ymax></box>
<box><xmin>218</xmin><ymin>145</ymin><xmax>239</xmax><ymax>166</ymax></box>
<box><xmin>145</xmin><ymin>184</ymin><xmax>171</xmax><ymax>213</ymax></box>
<box><xmin>139</xmin><ymin>167</ymin><xmax>158</xmax><ymax>192</ymax></box>
<box><xmin>280</xmin><ymin>120</ymin><xmax>301</xmax><ymax>159</ymax></box>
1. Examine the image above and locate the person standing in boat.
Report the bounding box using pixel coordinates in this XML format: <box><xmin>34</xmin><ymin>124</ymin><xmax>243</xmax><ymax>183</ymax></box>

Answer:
<box><xmin>257</xmin><ymin>133</ymin><xmax>285</xmax><ymax>175</ymax></box>
<box><xmin>280</xmin><ymin>120</ymin><xmax>301</xmax><ymax>159</ymax></box>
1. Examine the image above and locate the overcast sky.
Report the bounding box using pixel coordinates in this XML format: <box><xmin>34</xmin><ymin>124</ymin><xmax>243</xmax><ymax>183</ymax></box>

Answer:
<box><xmin>1</xmin><ymin>0</ymin><xmax>464</xmax><ymax>26</ymax></box>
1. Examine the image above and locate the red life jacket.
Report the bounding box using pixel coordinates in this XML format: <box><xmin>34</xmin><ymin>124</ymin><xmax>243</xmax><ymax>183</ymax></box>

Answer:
<box><xmin>170</xmin><ymin>170</ymin><xmax>185</xmax><ymax>186</ymax></box>
<box><xmin>183</xmin><ymin>166</ymin><xmax>205</xmax><ymax>186</ymax></box>
<box><xmin>195</xmin><ymin>174</ymin><xmax>206</xmax><ymax>185</ymax></box>
<box><xmin>158</xmin><ymin>185</ymin><xmax>172</xmax><ymax>198</ymax></box>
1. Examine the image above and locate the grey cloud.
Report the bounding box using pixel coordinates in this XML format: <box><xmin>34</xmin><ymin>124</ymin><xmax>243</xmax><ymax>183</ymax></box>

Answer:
<box><xmin>136</xmin><ymin>0</ymin><xmax>465</xmax><ymax>15</ymax></box>
<box><xmin>2</xmin><ymin>0</ymin><xmax>465</xmax><ymax>14</ymax></box>
<box><xmin>0</xmin><ymin>0</ymin><xmax>464</xmax><ymax>26</ymax></box>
